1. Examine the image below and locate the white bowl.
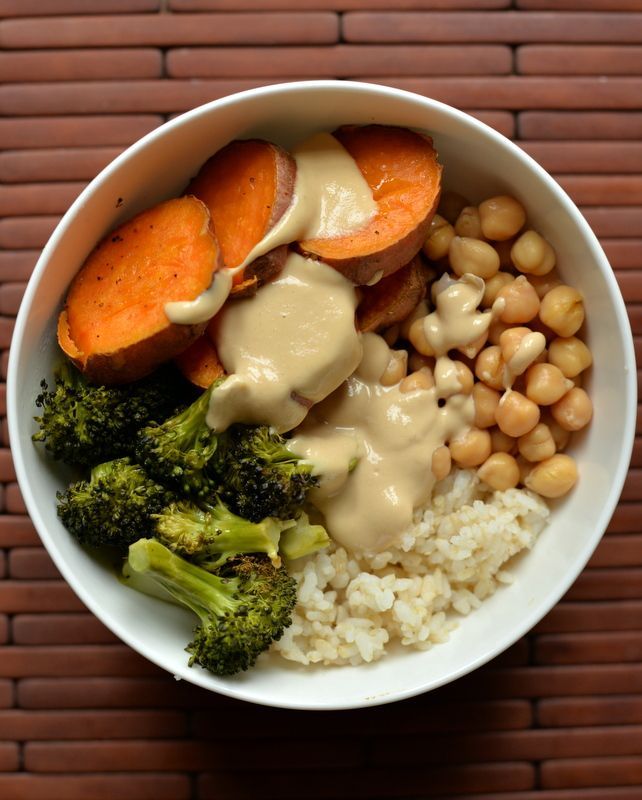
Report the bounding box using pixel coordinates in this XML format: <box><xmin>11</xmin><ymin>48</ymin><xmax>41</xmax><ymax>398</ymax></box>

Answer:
<box><xmin>8</xmin><ymin>80</ymin><xmax>636</xmax><ymax>710</ymax></box>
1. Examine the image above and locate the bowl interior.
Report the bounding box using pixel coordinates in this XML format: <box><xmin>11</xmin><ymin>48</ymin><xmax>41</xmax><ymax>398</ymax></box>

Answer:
<box><xmin>8</xmin><ymin>81</ymin><xmax>636</xmax><ymax>709</ymax></box>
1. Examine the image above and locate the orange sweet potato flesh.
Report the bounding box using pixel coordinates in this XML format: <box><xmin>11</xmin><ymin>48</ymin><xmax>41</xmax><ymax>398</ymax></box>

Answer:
<box><xmin>299</xmin><ymin>125</ymin><xmax>442</xmax><ymax>286</ymax></box>
<box><xmin>186</xmin><ymin>139</ymin><xmax>296</xmax><ymax>296</ymax></box>
<box><xmin>357</xmin><ymin>255</ymin><xmax>427</xmax><ymax>333</ymax></box>
<box><xmin>58</xmin><ymin>196</ymin><xmax>221</xmax><ymax>385</ymax></box>
<box><xmin>175</xmin><ymin>334</ymin><xmax>225</xmax><ymax>389</ymax></box>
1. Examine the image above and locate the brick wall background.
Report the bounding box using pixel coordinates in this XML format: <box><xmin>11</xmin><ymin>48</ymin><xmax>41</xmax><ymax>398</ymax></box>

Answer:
<box><xmin>1</xmin><ymin>1</ymin><xmax>641</xmax><ymax>798</ymax></box>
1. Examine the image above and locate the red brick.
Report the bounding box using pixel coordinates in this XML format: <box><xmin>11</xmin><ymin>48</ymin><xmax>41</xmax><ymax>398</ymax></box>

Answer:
<box><xmin>541</xmin><ymin>756</ymin><xmax>642</xmax><ymax>789</ymax></box>
<box><xmin>0</xmin><ymin>115</ymin><xmax>162</xmax><ymax>149</ymax></box>
<box><xmin>0</xmin><ymin>0</ymin><xmax>160</xmax><ymax>14</ymax></box>
<box><xmin>0</xmin><ymin>148</ymin><xmax>122</xmax><ymax>183</ymax></box>
<box><xmin>617</xmin><ymin>272</ymin><xmax>642</xmax><ymax>302</ymax></box>
<box><xmin>536</xmin><ymin>601</ymin><xmax>642</xmax><ymax>633</ymax></box>
<box><xmin>0</xmin><ymin>515</ymin><xmax>39</xmax><ymax>547</ymax></box>
<box><xmin>373</xmin><ymin>726</ymin><xmax>642</xmax><ymax>766</ymax></box>
<box><xmin>535</xmin><ymin>631</ymin><xmax>642</xmax><ymax>665</ymax></box>
<box><xmin>0</xmin><ymin>614</ymin><xmax>7</xmax><ymax>643</ymax></box>
<box><xmin>638</xmin><ymin>405</ymin><xmax>642</xmax><ymax>434</ymax></box>
<box><xmin>519</xmin><ymin>111</ymin><xmax>642</xmax><ymax>140</ymax></box>
<box><xmin>362</xmin><ymin>76</ymin><xmax>642</xmax><ymax>111</ymax></box>
<box><xmin>623</xmin><ymin>469</ymin><xmax>642</xmax><ymax>501</ymax></box>
<box><xmin>5</xmin><ymin>482</ymin><xmax>25</xmax><ymax>514</ymax></box>
<box><xmin>12</xmin><ymin>613</ymin><xmax>118</xmax><ymax>645</ymax></box>
<box><xmin>0</xmin><ymin>49</ymin><xmax>162</xmax><ymax>82</ymax></box>
<box><xmin>602</xmin><ymin>239</ymin><xmax>639</xmax><ymax>271</ymax></box>
<box><xmin>556</xmin><ymin>176</ymin><xmax>642</xmax><ymax>207</ymax></box>
<box><xmin>198</xmin><ymin>763</ymin><xmax>535</xmax><ymax>798</ymax></box>
<box><xmin>0</xmin><ymin>774</ymin><xmax>189</xmax><ymax>800</ymax></box>
<box><xmin>0</xmin><ymin>383</ymin><xmax>5</xmax><ymax>415</ymax></box>
<box><xmin>518</xmin><ymin>0</ymin><xmax>642</xmax><ymax>8</ymax></box>
<box><xmin>523</xmin><ymin>142</ymin><xmax>642</xmax><ymax>173</ymax></box>
<box><xmin>539</xmin><ymin>696</ymin><xmax>642</xmax><ymax>727</ymax></box>
<box><xmin>1</xmin><ymin>354</ymin><xmax>9</xmax><ymax>384</ymax></box>
<box><xmin>0</xmin><ymin>681</ymin><xmax>12</xmax><ymax>708</ymax></box>
<box><xmin>631</xmin><ymin>437</ymin><xmax>642</xmax><ymax>467</ymax></box>
<box><xmin>17</xmin><ymin>677</ymin><xmax>192</xmax><ymax>709</ymax></box>
<box><xmin>608</xmin><ymin>503</ymin><xmax>642</xmax><ymax>533</ymax></box>
<box><xmin>0</xmin><ymin>13</ymin><xmax>340</xmax><ymax>48</ymax></box>
<box><xmin>0</xmin><ymin>743</ymin><xmax>18</xmax><ymax>772</ymax></box>
<box><xmin>589</xmin><ymin>535</ymin><xmax>642</xmax><ymax>568</ymax></box>
<box><xmin>465</xmin><ymin>110</ymin><xmax>515</xmax><ymax>137</ymax></box>
<box><xmin>0</xmin><ymin>582</ymin><xmax>84</xmax><ymax>613</ymax></box>
<box><xmin>450</xmin><ymin>791</ymin><xmax>642</xmax><ymax>800</ymax></box>
<box><xmin>0</xmin><ymin>283</ymin><xmax>26</xmax><ymax>315</ymax></box>
<box><xmin>0</xmin><ymin>449</ymin><xmax>14</xmax><ymax>482</ymax></box>
<box><xmin>0</xmin><ymin>252</ymin><xmax>38</xmax><ymax>281</ymax></box>
<box><xmin>0</xmin><ymin>184</ymin><xmax>84</xmax><ymax>218</ymax></box>
<box><xmin>0</xmin><ymin>645</ymin><xmax>163</xmax><ymax>678</ymax></box>
<box><xmin>172</xmin><ymin>0</ymin><xmax>512</xmax><ymax>8</ymax></box>
<box><xmin>629</xmin><ymin>305</ymin><xmax>642</xmax><ymax>334</ymax></box>
<box><xmin>566</xmin><ymin>569</ymin><xmax>642</xmax><ymax>600</ymax></box>
<box><xmin>1</xmin><ymin>709</ymin><xmax>188</xmax><ymax>741</ymax></box>
<box><xmin>9</xmin><ymin>548</ymin><xmax>60</xmax><ymax>580</ymax></box>
<box><xmin>167</xmin><ymin>43</ymin><xmax>512</xmax><ymax>78</ymax></box>
<box><xmin>25</xmin><ymin>737</ymin><xmax>363</xmax><ymax>772</ymax></box>
<box><xmin>343</xmin><ymin>12</ymin><xmax>642</xmax><ymax>44</ymax></box>
<box><xmin>583</xmin><ymin>208</ymin><xmax>642</xmax><ymax>238</ymax></box>
<box><xmin>517</xmin><ymin>45</ymin><xmax>642</xmax><ymax>75</ymax></box>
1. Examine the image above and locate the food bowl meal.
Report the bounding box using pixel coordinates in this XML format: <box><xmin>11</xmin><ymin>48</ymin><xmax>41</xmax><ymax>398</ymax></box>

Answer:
<box><xmin>8</xmin><ymin>80</ymin><xmax>636</xmax><ymax>709</ymax></box>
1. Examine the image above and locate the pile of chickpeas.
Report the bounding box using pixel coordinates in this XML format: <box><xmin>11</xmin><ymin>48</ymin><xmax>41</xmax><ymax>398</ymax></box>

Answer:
<box><xmin>382</xmin><ymin>192</ymin><xmax>593</xmax><ymax>500</ymax></box>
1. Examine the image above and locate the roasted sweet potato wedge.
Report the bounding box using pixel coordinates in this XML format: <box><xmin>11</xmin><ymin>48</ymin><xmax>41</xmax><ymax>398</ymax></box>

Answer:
<box><xmin>357</xmin><ymin>255</ymin><xmax>428</xmax><ymax>333</ymax></box>
<box><xmin>175</xmin><ymin>334</ymin><xmax>225</xmax><ymax>389</ymax></box>
<box><xmin>58</xmin><ymin>196</ymin><xmax>221</xmax><ymax>385</ymax></box>
<box><xmin>299</xmin><ymin>125</ymin><xmax>442</xmax><ymax>286</ymax></box>
<box><xmin>186</xmin><ymin>139</ymin><xmax>296</xmax><ymax>296</ymax></box>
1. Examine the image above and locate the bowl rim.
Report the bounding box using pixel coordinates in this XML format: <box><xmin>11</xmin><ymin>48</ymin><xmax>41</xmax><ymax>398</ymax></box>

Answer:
<box><xmin>7</xmin><ymin>79</ymin><xmax>638</xmax><ymax>710</ymax></box>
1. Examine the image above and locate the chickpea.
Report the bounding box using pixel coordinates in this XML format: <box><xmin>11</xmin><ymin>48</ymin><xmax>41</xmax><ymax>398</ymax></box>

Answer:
<box><xmin>455</xmin><ymin>206</ymin><xmax>483</xmax><ymax>239</ymax></box>
<box><xmin>475</xmin><ymin>345</ymin><xmax>506</xmax><ymax>391</ymax></box>
<box><xmin>431</xmin><ymin>445</ymin><xmax>452</xmax><ymax>481</ymax></box>
<box><xmin>477</xmin><ymin>452</ymin><xmax>520</xmax><ymax>491</ymax></box>
<box><xmin>408</xmin><ymin>317</ymin><xmax>435</xmax><ymax>357</ymax></box>
<box><xmin>488</xmin><ymin>318</ymin><xmax>512</xmax><ymax>346</ymax></box>
<box><xmin>382</xmin><ymin>324</ymin><xmax>400</xmax><ymax>347</ymax></box>
<box><xmin>529</xmin><ymin>271</ymin><xmax>562</xmax><ymax>300</ymax></box>
<box><xmin>408</xmin><ymin>351</ymin><xmax>435</xmax><ymax>373</ymax></box>
<box><xmin>449</xmin><ymin>236</ymin><xmax>500</xmax><ymax>280</ymax></box>
<box><xmin>482</xmin><ymin>271</ymin><xmax>514</xmax><ymax>308</ymax></box>
<box><xmin>544</xmin><ymin>413</ymin><xmax>571</xmax><ymax>451</ymax></box>
<box><xmin>473</xmin><ymin>382</ymin><xmax>501</xmax><ymax>428</ymax></box>
<box><xmin>423</xmin><ymin>214</ymin><xmax>455</xmax><ymax>261</ymax></box>
<box><xmin>548</xmin><ymin>336</ymin><xmax>593</xmax><ymax>378</ymax></box>
<box><xmin>539</xmin><ymin>285</ymin><xmax>585</xmax><ymax>338</ymax></box>
<box><xmin>453</xmin><ymin>360</ymin><xmax>475</xmax><ymax>394</ymax></box>
<box><xmin>518</xmin><ymin>423</ymin><xmax>556</xmax><ymax>462</ymax></box>
<box><xmin>510</xmin><ymin>230</ymin><xmax>556</xmax><ymax>276</ymax></box>
<box><xmin>495</xmin><ymin>390</ymin><xmax>540</xmax><ymax>438</ymax></box>
<box><xmin>479</xmin><ymin>195</ymin><xmax>526</xmax><ymax>241</ymax></box>
<box><xmin>551</xmin><ymin>386</ymin><xmax>593</xmax><ymax>431</ymax></box>
<box><xmin>497</xmin><ymin>275</ymin><xmax>540</xmax><ymax>324</ymax></box>
<box><xmin>525</xmin><ymin>362</ymin><xmax>573</xmax><ymax>405</ymax></box>
<box><xmin>399</xmin><ymin>367</ymin><xmax>434</xmax><ymax>393</ymax></box>
<box><xmin>400</xmin><ymin>299</ymin><xmax>428</xmax><ymax>340</ymax></box>
<box><xmin>438</xmin><ymin>191</ymin><xmax>469</xmax><ymax>225</ymax></box>
<box><xmin>458</xmin><ymin>331</ymin><xmax>488</xmax><ymax>360</ymax></box>
<box><xmin>516</xmin><ymin>455</ymin><xmax>533</xmax><ymax>485</ymax></box>
<box><xmin>524</xmin><ymin>453</ymin><xmax>578</xmax><ymax>498</ymax></box>
<box><xmin>380</xmin><ymin>349</ymin><xmax>408</xmax><ymax>386</ymax></box>
<box><xmin>490</xmin><ymin>426</ymin><xmax>516</xmax><ymax>454</ymax></box>
<box><xmin>499</xmin><ymin>327</ymin><xmax>545</xmax><ymax>376</ymax></box>
<box><xmin>449</xmin><ymin>427</ymin><xmax>492</xmax><ymax>468</ymax></box>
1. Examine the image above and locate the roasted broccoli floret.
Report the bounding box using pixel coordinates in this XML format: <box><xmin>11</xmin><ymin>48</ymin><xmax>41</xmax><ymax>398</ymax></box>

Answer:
<box><xmin>279</xmin><ymin>512</ymin><xmax>330</xmax><ymax>561</ymax></box>
<box><xmin>216</xmin><ymin>425</ymin><xmax>318</xmax><ymax>522</ymax></box>
<box><xmin>57</xmin><ymin>458</ymin><xmax>174</xmax><ymax>549</ymax></box>
<box><xmin>153</xmin><ymin>496</ymin><xmax>294</xmax><ymax>566</ymax></box>
<box><xmin>33</xmin><ymin>360</ymin><xmax>193</xmax><ymax>467</ymax></box>
<box><xmin>126</xmin><ymin>538</ymin><xmax>296</xmax><ymax>676</ymax></box>
<box><xmin>135</xmin><ymin>379</ymin><xmax>224</xmax><ymax>496</ymax></box>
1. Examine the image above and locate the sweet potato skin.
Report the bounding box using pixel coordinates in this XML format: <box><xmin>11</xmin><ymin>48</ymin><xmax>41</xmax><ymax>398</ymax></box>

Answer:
<box><xmin>357</xmin><ymin>255</ymin><xmax>428</xmax><ymax>333</ymax></box>
<box><xmin>187</xmin><ymin>139</ymin><xmax>295</xmax><ymax>293</ymax></box>
<box><xmin>175</xmin><ymin>334</ymin><xmax>225</xmax><ymax>389</ymax></box>
<box><xmin>299</xmin><ymin>125</ymin><xmax>442</xmax><ymax>286</ymax></box>
<box><xmin>58</xmin><ymin>196</ymin><xmax>221</xmax><ymax>385</ymax></box>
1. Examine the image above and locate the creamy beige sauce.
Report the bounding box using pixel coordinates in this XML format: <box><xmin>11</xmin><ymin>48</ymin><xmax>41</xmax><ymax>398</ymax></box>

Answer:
<box><xmin>206</xmin><ymin>252</ymin><xmax>362</xmax><ymax>433</ymax></box>
<box><xmin>505</xmin><ymin>331</ymin><xmax>546</xmax><ymax>380</ymax></box>
<box><xmin>290</xmin><ymin>333</ymin><xmax>474</xmax><ymax>552</ymax></box>
<box><xmin>237</xmin><ymin>132</ymin><xmax>377</xmax><ymax>271</ymax></box>
<box><xmin>164</xmin><ymin>269</ymin><xmax>233</xmax><ymax>325</ymax></box>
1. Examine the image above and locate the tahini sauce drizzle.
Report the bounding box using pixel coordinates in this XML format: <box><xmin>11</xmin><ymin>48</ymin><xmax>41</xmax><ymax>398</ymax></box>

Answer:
<box><xmin>164</xmin><ymin>132</ymin><xmax>377</xmax><ymax>325</ymax></box>
<box><xmin>206</xmin><ymin>252</ymin><xmax>362</xmax><ymax>433</ymax></box>
<box><xmin>289</xmin><ymin>275</ymin><xmax>504</xmax><ymax>553</ymax></box>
